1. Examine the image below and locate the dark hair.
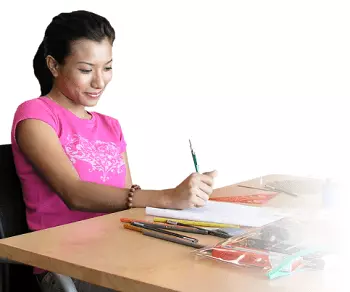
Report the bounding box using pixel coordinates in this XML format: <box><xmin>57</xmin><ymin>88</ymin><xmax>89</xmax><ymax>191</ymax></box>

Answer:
<box><xmin>33</xmin><ymin>10</ymin><xmax>115</xmax><ymax>96</ymax></box>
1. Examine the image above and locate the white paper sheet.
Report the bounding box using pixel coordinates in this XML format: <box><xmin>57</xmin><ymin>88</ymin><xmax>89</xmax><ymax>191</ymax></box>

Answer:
<box><xmin>145</xmin><ymin>201</ymin><xmax>284</xmax><ymax>227</ymax></box>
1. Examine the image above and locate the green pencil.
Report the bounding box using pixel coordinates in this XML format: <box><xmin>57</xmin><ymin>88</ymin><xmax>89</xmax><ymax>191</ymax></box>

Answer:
<box><xmin>189</xmin><ymin>139</ymin><xmax>199</xmax><ymax>172</ymax></box>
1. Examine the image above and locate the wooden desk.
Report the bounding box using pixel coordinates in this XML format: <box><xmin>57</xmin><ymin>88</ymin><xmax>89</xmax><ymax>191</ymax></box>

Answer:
<box><xmin>0</xmin><ymin>175</ymin><xmax>337</xmax><ymax>292</ymax></box>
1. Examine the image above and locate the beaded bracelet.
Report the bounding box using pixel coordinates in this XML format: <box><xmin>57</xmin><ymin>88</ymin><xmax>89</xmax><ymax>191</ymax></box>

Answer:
<box><xmin>126</xmin><ymin>184</ymin><xmax>141</xmax><ymax>209</ymax></box>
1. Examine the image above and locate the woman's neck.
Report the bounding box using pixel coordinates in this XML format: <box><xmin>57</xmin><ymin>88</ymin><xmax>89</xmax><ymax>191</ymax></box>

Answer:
<box><xmin>46</xmin><ymin>88</ymin><xmax>91</xmax><ymax>119</ymax></box>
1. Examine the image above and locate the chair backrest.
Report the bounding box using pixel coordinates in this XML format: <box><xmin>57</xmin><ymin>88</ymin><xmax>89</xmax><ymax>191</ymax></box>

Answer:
<box><xmin>0</xmin><ymin>144</ymin><xmax>28</xmax><ymax>238</ymax></box>
<box><xmin>0</xmin><ymin>144</ymin><xmax>40</xmax><ymax>292</ymax></box>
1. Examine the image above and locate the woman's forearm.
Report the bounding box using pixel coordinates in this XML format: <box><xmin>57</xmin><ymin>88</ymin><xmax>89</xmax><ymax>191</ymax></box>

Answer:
<box><xmin>61</xmin><ymin>180</ymin><xmax>172</xmax><ymax>212</ymax></box>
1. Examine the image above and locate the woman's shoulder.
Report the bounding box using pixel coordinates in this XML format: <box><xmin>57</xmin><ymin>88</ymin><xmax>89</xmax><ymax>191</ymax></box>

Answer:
<box><xmin>15</xmin><ymin>96</ymin><xmax>54</xmax><ymax>114</ymax></box>
<box><xmin>12</xmin><ymin>96</ymin><xmax>59</xmax><ymax>131</ymax></box>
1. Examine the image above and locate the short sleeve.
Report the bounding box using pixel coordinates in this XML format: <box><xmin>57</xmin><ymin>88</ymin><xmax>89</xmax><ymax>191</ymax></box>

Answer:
<box><xmin>11</xmin><ymin>98</ymin><xmax>59</xmax><ymax>145</ymax></box>
<box><xmin>113</xmin><ymin>118</ymin><xmax>127</xmax><ymax>153</ymax></box>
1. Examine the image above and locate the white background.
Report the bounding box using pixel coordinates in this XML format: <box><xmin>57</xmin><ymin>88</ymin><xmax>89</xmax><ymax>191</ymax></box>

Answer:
<box><xmin>1</xmin><ymin>0</ymin><xmax>349</xmax><ymax>189</ymax></box>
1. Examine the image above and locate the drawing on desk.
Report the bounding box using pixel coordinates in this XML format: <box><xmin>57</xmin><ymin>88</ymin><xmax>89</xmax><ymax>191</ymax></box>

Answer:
<box><xmin>210</xmin><ymin>193</ymin><xmax>277</xmax><ymax>205</ymax></box>
<box><xmin>146</xmin><ymin>201</ymin><xmax>285</xmax><ymax>228</ymax></box>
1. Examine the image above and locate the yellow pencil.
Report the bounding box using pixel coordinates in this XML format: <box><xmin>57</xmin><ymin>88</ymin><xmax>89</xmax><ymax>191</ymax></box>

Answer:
<box><xmin>153</xmin><ymin>217</ymin><xmax>240</xmax><ymax>228</ymax></box>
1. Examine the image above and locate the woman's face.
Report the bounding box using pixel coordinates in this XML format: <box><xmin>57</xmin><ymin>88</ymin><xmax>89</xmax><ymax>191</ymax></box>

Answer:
<box><xmin>50</xmin><ymin>37</ymin><xmax>113</xmax><ymax>107</ymax></box>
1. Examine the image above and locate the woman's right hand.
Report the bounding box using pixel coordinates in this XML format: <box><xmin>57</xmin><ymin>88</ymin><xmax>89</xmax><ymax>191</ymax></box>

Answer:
<box><xmin>165</xmin><ymin>170</ymin><xmax>218</xmax><ymax>209</ymax></box>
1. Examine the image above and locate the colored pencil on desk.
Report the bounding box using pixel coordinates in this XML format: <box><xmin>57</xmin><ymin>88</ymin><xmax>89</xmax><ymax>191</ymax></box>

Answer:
<box><xmin>131</xmin><ymin>222</ymin><xmax>199</xmax><ymax>243</ymax></box>
<box><xmin>153</xmin><ymin>217</ymin><xmax>240</xmax><ymax>228</ymax></box>
<box><xmin>123</xmin><ymin>224</ymin><xmax>205</xmax><ymax>249</ymax></box>
<box><xmin>120</xmin><ymin>218</ymin><xmax>208</xmax><ymax>235</ymax></box>
<box><xmin>120</xmin><ymin>218</ymin><xmax>154</xmax><ymax>224</ymax></box>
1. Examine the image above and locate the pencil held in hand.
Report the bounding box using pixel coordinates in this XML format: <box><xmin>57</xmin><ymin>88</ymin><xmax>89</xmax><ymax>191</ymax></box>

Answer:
<box><xmin>170</xmin><ymin>170</ymin><xmax>218</xmax><ymax>209</ymax></box>
<box><xmin>189</xmin><ymin>139</ymin><xmax>199</xmax><ymax>172</ymax></box>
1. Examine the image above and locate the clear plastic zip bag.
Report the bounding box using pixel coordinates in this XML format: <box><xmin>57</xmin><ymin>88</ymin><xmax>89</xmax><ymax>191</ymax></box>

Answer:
<box><xmin>195</xmin><ymin>216</ymin><xmax>333</xmax><ymax>279</ymax></box>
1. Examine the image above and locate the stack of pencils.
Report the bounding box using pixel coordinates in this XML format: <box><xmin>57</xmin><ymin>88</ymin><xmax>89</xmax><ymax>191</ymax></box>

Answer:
<box><xmin>121</xmin><ymin>217</ymin><xmax>235</xmax><ymax>249</ymax></box>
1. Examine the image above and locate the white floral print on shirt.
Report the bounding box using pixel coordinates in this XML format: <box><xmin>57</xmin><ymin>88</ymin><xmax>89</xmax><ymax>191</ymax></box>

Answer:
<box><xmin>64</xmin><ymin>134</ymin><xmax>125</xmax><ymax>182</ymax></box>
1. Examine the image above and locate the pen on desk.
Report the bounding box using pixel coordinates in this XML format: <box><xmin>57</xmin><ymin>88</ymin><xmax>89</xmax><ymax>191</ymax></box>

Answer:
<box><xmin>131</xmin><ymin>222</ymin><xmax>199</xmax><ymax>243</ymax></box>
<box><xmin>264</xmin><ymin>184</ymin><xmax>298</xmax><ymax>197</ymax></box>
<box><xmin>189</xmin><ymin>139</ymin><xmax>199</xmax><ymax>172</ymax></box>
<box><xmin>166</xmin><ymin>219</ymin><xmax>209</xmax><ymax>232</ymax></box>
<box><xmin>120</xmin><ymin>218</ymin><xmax>208</xmax><ymax>235</ymax></box>
<box><xmin>237</xmin><ymin>185</ymin><xmax>273</xmax><ymax>192</ymax></box>
<box><xmin>124</xmin><ymin>224</ymin><xmax>205</xmax><ymax>249</ymax></box>
<box><xmin>166</xmin><ymin>220</ymin><xmax>231</xmax><ymax>238</ymax></box>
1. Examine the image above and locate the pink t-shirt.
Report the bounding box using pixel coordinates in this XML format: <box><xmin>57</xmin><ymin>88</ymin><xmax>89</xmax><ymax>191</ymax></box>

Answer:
<box><xmin>11</xmin><ymin>96</ymin><xmax>127</xmax><ymax>231</ymax></box>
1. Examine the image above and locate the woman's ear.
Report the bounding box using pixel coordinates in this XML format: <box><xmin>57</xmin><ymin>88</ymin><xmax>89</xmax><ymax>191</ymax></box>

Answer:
<box><xmin>46</xmin><ymin>55</ymin><xmax>59</xmax><ymax>77</ymax></box>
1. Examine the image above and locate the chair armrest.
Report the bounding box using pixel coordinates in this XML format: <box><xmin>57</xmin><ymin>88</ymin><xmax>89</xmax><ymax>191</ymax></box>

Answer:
<box><xmin>0</xmin><ymin>257</ymin><xmax>25</xmax><ymax>265</ymax></box>
<box><xmin>52</xmin><ymin>273</ymin><xmax>78</xmax><ymax>292</ymax></box>
<box><xmin>0</xmin><ymin>257</ymin><xmax>77</xmax><ymax>292</ymax></box>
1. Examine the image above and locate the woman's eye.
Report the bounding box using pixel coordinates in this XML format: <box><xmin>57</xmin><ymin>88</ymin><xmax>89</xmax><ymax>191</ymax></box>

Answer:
<box><xmin>79</xmin><ymin>69</ymin><xmax>92</xmax><ymax>74</ymax></box>
<box><xmin>105</xmin><ymin>67</ymin><xmax>112</xmax><ymax>71</ymax></box>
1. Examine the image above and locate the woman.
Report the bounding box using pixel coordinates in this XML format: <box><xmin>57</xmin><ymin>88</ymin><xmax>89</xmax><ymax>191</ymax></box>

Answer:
<box><xmin>11</xmin><ymin>10</ymin><xmax>217</xmax><ymax>292</ymax></box>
